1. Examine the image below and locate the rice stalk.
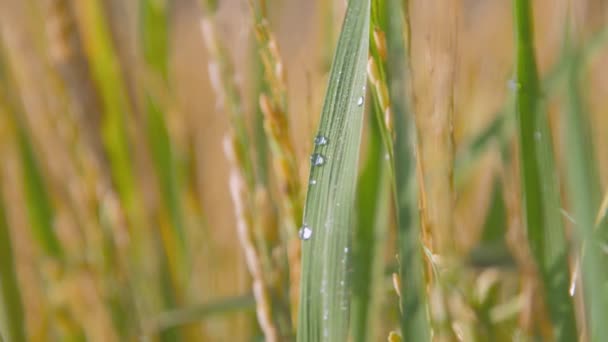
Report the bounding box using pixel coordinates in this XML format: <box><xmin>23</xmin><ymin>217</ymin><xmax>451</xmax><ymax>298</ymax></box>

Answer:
<box><xmin>250</xmin><ymin>39</ymin><xmax>270</xmax><ymax>187</ymax></box>
<box><xmin>250</xmin><ymin>2</ymin><xmax>301</xmax><ymax>232</ymax></box>
<box><xmin>0</xmin><ymin>181</ymin><xmax>26</xmax><ymax>342</ymax></box>
<box><xmin>351</xmin><ymin>94</ymin><xmax>390</xmax><ymax>342</ymax></box>
<box><xmin>41</xmin><ymin>0</ymin><xmax>110</xmax><ymax>176</ymax></box>
<box><xmin>352</xmin><ymin>0</ymin><xmax>431</xmax><ymax>340</ymax></box>
<box><xmin>408</xmin><ymin>0</ymin><xmax>457</xmax><ymax>260</ymax></box>
<box><xmin>242</xmin><ymin>1</ymin><xmax>270</xmax><ymax>190</ymax></box>
<box><xmin>386</xmin><ymin>0</ymin><xmax>431</xmax><ymax>339</ymax></box>
<box><xmin>42</xmin><ymin>2</ymin><xmax>158</xmax><ymax>338</ymax></box>
<box><xmin>0</xmin><ymin>35</ymin><xmax>89</xmax><ymax>340</ymax></box>
<box><xmin>72</xmin><ymin>1</ymin><xmax>173</xmax><ymax>333</ymax></box>
<box><xmin>512</xmin><ymin>0</ymin><xmax>577</xmax><ymax>340</ymax></box>
<box><xmin>72</xmin><ymin>0</ymin><xmax>145</xmax><ymax>232</ymax></box>
<box><xmin>147</xmin><ymin>294</ymin><xmax>255</xmax><ymax>333</ymax></box>
<box><xmin>139</xmin><ymin>0</ymin><xmax>189</xmax><ymax>301</ymax></box>
<box><xmin>199</xmin><ymin>15</ymin><xmax>254</xmax><ymax>187</ymax></box>
<box><xmin>249</xmin><ymin>0</ymin><xmax>300</xmax><ymax>330</ymax></box>
<box><xmin>224</xmin><ymin>137</ymin><xmax>281</xmax><ymax>342</ymax></box>
<box><xmin>560</xmin><ymin>15</ymin><xmax>608</xmax><ymax>341</ymax></box>
<box><xmin>200</xmin><ymin>8</ymin><xmax>287</xmax><ymax>341</ymax></box>
<box><xmin>406</xmin><ymin>1</ymin><xmax>459</xmax><ymax>337</ymax></box>
<box><xmin>455</xmin><ymin>22</ymin><xmax>608</xmax><ymax>191</ymax></box>
<box><xmin>0</xmin><ymin>41</ymin><xmax>63</xmax><ymax>260</ymax></box>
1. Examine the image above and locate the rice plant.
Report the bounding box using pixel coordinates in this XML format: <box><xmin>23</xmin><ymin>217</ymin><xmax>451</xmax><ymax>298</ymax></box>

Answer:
<box><xmin>0</xmin><ymin>0</ymin><xmax>607</xmax><ymax>341</ymax></box>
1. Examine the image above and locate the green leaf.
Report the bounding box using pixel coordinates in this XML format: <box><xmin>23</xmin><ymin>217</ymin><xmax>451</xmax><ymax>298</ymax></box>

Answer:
<box><xmin>351</xmin><ymin>99</ymin><xmax>390</xmax><ymax>342</ymax></box>
<box><xmin>148</xmin><ymin>294</ymin><xmax>255</xmax><ymax>333</ymax></box>
<box><xmin>0</xmin><ymin>191</ymin><xmax>26</xmax><ymax>342</ymax></box>
<box><xmin>15</xmin><ymin>119</ymin><xmax>63</xmax><ymax>259</ymax></box>
<box><xmin>140</xmin><ymin>0</ymin><xmax>188</xmax><ymax>277</ymax></box>
<box><xmin>77</xmin><ymin>0</ymin><xmax>143</xmax><ymax>229</ymax></box>
<box><xmin>140</xmin><ymin>1</ymin><xmax>188</xmax><ymax>340</ymax></box>
<box><xmin>560</xmin><ymin>28</ymin><xmax>608</xmax><ymax>341</ymax></box>
<box><xmin>141</xmin><ymin>0</ymin><xmax>169</xmax><ymax>80</ymax></box>
<box><xmin>297</xmin><ymin>0</ymin><xmax>370</xmax><ymax>340</ymax></box>
<box><xmin>349</xmin><ymin>3</ymin><xmax>397</xmax><ymax>340</ymax></box>
<box><xmin>386</xmin><ymin>0</ymin><xmax>431</xmax><ymax>339</ymax></box>
<box><xmin>0</xmin><ymin>41</ymin><xmax>63</xmax><ymax>259</ymax></box>
<box><xmin>512</xmin><ymin>1</ymin><xmax>576</xmax><ymax>340</ymax></box>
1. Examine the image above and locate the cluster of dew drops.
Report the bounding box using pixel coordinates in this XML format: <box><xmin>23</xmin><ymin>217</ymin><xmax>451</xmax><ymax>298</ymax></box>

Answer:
<box><xmin>298</xmin><ymin>134</ymin><xmax>327</xmax><ymax>241</ymax></box>
<box><xmin>298</xmin><ymin>91</ymin><xmax>366</xmax><ymax>241</ymax></box>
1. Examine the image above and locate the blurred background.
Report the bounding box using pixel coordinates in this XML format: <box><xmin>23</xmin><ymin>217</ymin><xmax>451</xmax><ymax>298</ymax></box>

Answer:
<box><xmin>0</xmin><ymin>0</ymin><xmax>607</xmax><ymax>341</ymax></box>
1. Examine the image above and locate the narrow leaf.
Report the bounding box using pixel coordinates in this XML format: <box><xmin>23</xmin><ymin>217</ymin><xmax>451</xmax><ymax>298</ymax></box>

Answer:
<box><xmin>386</xmin><ymin>0</ymin><xmax>431</xmax><ymax>339</ymax></box>
<box><xmin>351</xmin><ymin>101</ymin><xmax>390</xmax><ymax>342</ymax></box>
<box><xmin>512</xmin><ymin>1</ymin><xmax>576</xmax><ymax>340</ymax></box>
<box><xmin>148</xmin><ymin>294</ymin><xmax>255</xmax><ymax>333</ymax></box>
<box><xmin>561</xmin><ymin>29</ymin><xmax>608</xmax><ymax>341</ymax></box>
<box><xmin>140</xmin><ymin>0</ymin><xmax>188</xmax><ymax>280</ymax></box>
<box><xmin>0</xmin><ymin>41</ymin><xmax>63</xmax><ymax>259</ymax></box>
<box><xmin>75</xmin><ymin>0</ymin><xmax>143</xmax><ymax>228</ymax></box>
<box><xmin>297</xmin><ymin>0</ymin><xmax>370</xmax><ymax>340</ymax></box>
<box><xmin>0</xmin><ymin>192</ymin><xmax>26</xmax><ymax>342</ymax></box>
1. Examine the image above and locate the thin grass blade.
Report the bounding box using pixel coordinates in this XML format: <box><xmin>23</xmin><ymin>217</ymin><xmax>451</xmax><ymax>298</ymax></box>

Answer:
<box><xmin>0</xmin><ymin>42</ymin><xmax>63</xmax><ymax>259</ymax></box>
<box><xmin>297</xmin><ymin>0</ymin><xmax>370</xmax><ymax>340</ymax></box>
<box><xmin>0</xmin><ymin>190</ymin><xmax>26</xmax><ymax>342</ymax></box>
<box><xmin>561</xmin><ymin>28</ymin><xmax>608</xmax><ymax>341</ymax></box>
<box><xmin>140</xmin><ymin>0</ymin><xmax>189</xmax><ymax>285</ymax></box>
<box><xmin>351</xmin><ymin>101</ymin><xmax>390</xmax><ymax>342</ymax></box>
<box><xmin>75</xmin><ymin>0</ymin><xmax>143</xmax><ymax>229</ymax></box>
<box><xmin>14</xmin><ymin>118</ymin><xmax>64</xmax><ymax>259</ymax></box>
<box><xmin>139</xmin><ymin>5</ymin><xmax>190</xmax><ymax>342</ymax></box>
<box><xmin>386</xmin><ymin>0</ymin><xmax>431</xmax><ymax>339</ymax></box>
<box><xmin>512</xmin><ymin>1</ymin><xmax>576</xmax><ymax>340</ymax></box>
<box><xmin>148</xmin><ymin>294</ymin><xmax>255</xmax><ymax>333</ymax></box>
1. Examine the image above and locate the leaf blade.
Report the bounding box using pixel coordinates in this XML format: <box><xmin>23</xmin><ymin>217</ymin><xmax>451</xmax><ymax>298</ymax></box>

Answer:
<box><xmin>513</xmin><ymin>1</ymin><xmax>577</xmax><ymax>340</ymax></box>
<box><xmin>297</xmin><ymin>0</ymin><xmax>370</xmax><ymax>340</ymax></box>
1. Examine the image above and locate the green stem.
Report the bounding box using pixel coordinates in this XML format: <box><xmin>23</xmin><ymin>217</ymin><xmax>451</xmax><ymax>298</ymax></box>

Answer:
<box><xmin>351</xmin><ymin>101</ymin><xmax>390</xmax><ymax>342</ymax></box>
<box><xmin>562</xmin><ymin>28</ymin><xmax>608</xmax><ymax>341</ymax></box>
<box><xmin>387</xmin><ymin>0</ymin><xmax>430</xmax><ymax>339</ymax></box>
<box><xmin>0</xmin><ymin>195</ymin><xmax>26</xmax><ymax>342</ymax></box>
<box><xmin>513</xmin><ymin>1</ymin><xmax>577</xmax><ymax>340</ymax></box>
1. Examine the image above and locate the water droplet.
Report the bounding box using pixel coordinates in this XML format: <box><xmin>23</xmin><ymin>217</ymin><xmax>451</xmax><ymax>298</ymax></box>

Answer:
<box><xmin>534</xmin><ymin>131</ymin><xmax>541</xmax><ymax>141</ymax></box>
<box><xmin>569</xmin><ymin>277</ymin><xmax>577</xmax><ymax>296</ymax></box>
<box><xmin>299</xmin><ymin>224</ymin><xmax>312</xmax><ymax>240</ymax></box>
<box><xmin>344</xmin><ymin>247</ymin><xmax>349</xmax><ymax>253</ymax></box>
<box><xmin>314</xmin><ymin>135</ymin><xmax>328</xmax><ymax>146</ymax></box>
<box><xmin>323</xmin><ymin>309</ymin><xmax>329</xmax><ymax>320</ymax></box>
<box><xmin>507</xmin><ymin>79</ymin><xmax>520</xmax><ymax>90</ymax></box>
<box><xmin>570</xmin><ymin>262</ymin><xmax>579</xmax><ymax>296</ymax></box>
<box><xmin>310</xmin><ymin>153</ymin><xmax>325</xmax><ymax>166</ymax></box>
<box><xmin>309</xmin><ymin>179</ymin><xmax>317</xmax><ymax>185</ymax></box>
<box><xmin>357</xmin><ymin>96</ymin><xmax>364</xmax><ymax>107</ymax></box>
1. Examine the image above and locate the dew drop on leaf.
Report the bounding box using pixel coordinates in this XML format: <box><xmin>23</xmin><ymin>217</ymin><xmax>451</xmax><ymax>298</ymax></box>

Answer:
<box><xmin>314</xmin><ymin>135</ymin><xmax>328</xmax><ymax>146</ymax></box>
<box><xmin>310</xmin><ymin>153</ymin><xmax>325</xmax><ymax>166</ymax></box>
<box><xmin>299</xmin><ymin>224</ymin><xmax>313</xmax><ymax>240</ymax></box>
